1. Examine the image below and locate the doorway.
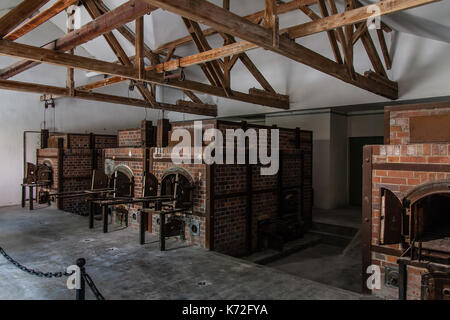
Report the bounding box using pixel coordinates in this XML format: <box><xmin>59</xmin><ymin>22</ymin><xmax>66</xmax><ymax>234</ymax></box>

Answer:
<box><xmin>349</xmin><ymin>136</ymin><xmax>384</xmax><ymax>206</ymax></box>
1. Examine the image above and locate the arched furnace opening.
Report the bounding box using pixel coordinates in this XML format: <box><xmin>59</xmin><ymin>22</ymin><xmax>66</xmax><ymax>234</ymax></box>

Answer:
<box><xmin>160</xmin><ymin>167</ymin><xmax>195</xmax><ymax>209</ymax></box>
<box><xmin>113</xmin><ymin>165</ymin><xmax>134</xmax><ymax>198</ymax></box>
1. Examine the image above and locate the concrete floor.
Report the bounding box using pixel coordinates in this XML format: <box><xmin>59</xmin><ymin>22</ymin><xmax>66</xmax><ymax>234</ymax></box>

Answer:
<box><xmin>267</xmin><ymin>207</ymin><xmax>364</xmax><ymax>293</ymax></box>
<box><xmin>312</xmin><ymin>207</ymin><xmax>362</xmax><ymax>229</ymax></box>
<box><xmin>267</xmin><ymin>243</ymin><xmax>362</xmax><ymax>293</ymax></box>
<box><xmin>0</xmin><ymin>205</ymin><xmax>365</xmax><ymax>300</ymax></box>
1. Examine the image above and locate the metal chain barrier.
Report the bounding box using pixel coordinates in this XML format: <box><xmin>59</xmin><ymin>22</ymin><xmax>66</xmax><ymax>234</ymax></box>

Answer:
<box><xmin>0</xmin><ymin>247</ymin><xmax>73</xmax><ymax>278</ymax></box>
<box><xmin>0</xmin><ymin>247</ymin><xmax>105</xmax><ymax>300</ymax></box>
<box><xmin>84</xmin><ymin>273</ymin><xmax>105</xmax><ymax>300</ymax></box>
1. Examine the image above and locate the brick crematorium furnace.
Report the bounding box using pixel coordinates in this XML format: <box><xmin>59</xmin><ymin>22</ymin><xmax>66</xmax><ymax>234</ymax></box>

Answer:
<box><xmin>30</xmin><ymin>120</ymin><xmax>312</xmax><ymax>258</ymax></box>
<box><xmin>362</xmin><ymin>102</ymin><xmax>450</xmax><ymax>300</ymax></box>
<box><xmin>33</xmin><ymin>131</ymin><xmax>117</xmax><ymax>214</ymax></box>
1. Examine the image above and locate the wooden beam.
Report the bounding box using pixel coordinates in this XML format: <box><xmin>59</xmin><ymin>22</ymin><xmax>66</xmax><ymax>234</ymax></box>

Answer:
<box><xmin>298</xmin><ymin>5</ymin><xmax>321</xmax><ymax>20</ymax></box>
<box><xmin>223</xmin><ymin>0</ymin><xmax>230</xmax><ymax>10</ymax></box>
<box><xmin>77</xmin><ymin>72</ymin><xmax>289</xmax><ymax>109</ymax></box>
<box><xmin>352</xmin><ymin>22</ymin><xmax>367</xmax><ymax>45</ymax></box>
<box><xmin>263</xmin><ymin>0</ymin><xmax>276</xmax><ymax>28</ymax></box>
<box><xmin>249</xmin><ymin>88</ymin><xmax>289</xmax><ymax>103</ymax></box>
<box><xmin>5</xmin><ymin>0</ymin><xmax>79</xmax><ymax>41</ymax></box>
<box><xmin>327</xmin><ymin>0</ymin><xmax>355</xmax><ymax>78</ymax></box>
<box><xmin>182</xmin><ymin>90</ymin><xmax>202</xmax><ymax>104</ymax></box>
<box><xmin>317</xmin><ymin>0</ymin><xmax>343</xmax><ymax>64</ymax></box>
<box><xmin>149</xmin><ymin>41</ymin><xmax>258</xmax><ymax>73</ymax></box>
<box><xmin>377</xmin><ymin>29</ymin><xmax>392</xmax><ymax>70</ymax></box>
<box><xmin>0</xmin><ymin>0</ymin><xmax>156</xmax><ymax>79</ymax></box>
<box><xmin>74</xmin><ymin>91</ymin><xmax>217</xmax><ymax>116</ymax></box>
<box><xmin>344</xmin><ymin>0</ymin><xmax>356</xmax><ymax>66</ymax></box>
<box><xmin>182</xmin><ymin>18</ymin><xmax>220</xmax><ymax>88</ymax></box>
<box><xmin>0</xmin><ymin>0</ymin><xmax>50</xmax><ymax>38</ymax></box>
<box><xmin>288</xmin><ymin>0</ymin><xmax>439</xmax><ymax>39</ymax></box>
<box><xmin>66</xmin><ymin>5</ymin><xmax>75</xmax><ymax>96</ymax></box>
<box><xmin>0</xmin><ymin>39</ymin><xmax>138</xmax><ymax>78</ymax></box>
<box><xmin>0</xmin><ymin>79</ymin><xmax>69</xmax><ymax>96</ymax></box>
<box><xmin>218</xmin><ymin>33</ymin><xmax>277</xmax><ymax>94</ymax></box>
<box><xmin>135</xmin><ymin>16</ymin><xmax>145</xmax><ymax>79</ymax></box>
<box><xmin>0</xmin><ymin>39</ymin><xmax>288</xmax><ymax>109</ymax></box>
<box><xmin>143</xmin><ymin>0</ymin><xmax>397</xmax><ymax>99</ymax></box>
<box><xmin>355</xmin><ymin>0</ymin><xmax>393</xmax><ymax>33</ymax></box>
<box><xmin>83</xmin><ymin>0</ymin><xmax>158</xmax><ymax>107</ymax></box>
<box><xmin>0</xmin><ymin>79</ymin><xmax>217</xmax><ymax>116</ymax></box>
<box><xmin>93</xmin><ymin>0</ymin><xmax>162</xmax><ymax>65</ymax></box>
<box><xmin>176</xmin><ymin>100</ymin><xmax>217</xmax><ymax>116</ymax></box>
<box><xmin>183</xmin><ymin>18</ymin><xmax>231</xmax><ymax>96</ymax></box>
<box><xmin>360</xmin><ymin>28</ymin><xmax>387</xmax><ymax>77</ymax></box>
<box><xmin>154</xmin><ymin>0</ymin><xmax>317</xmax><ymax>54</ymax></box>
<box><xmin>239</xmin><ymin>53</ymin><xmax>276</xmax><ymax>93</ymax></box>
<box><xmin>263</xmin><ymin>0</ymin><xmax>279</xmax><ymax>47</ymax></box>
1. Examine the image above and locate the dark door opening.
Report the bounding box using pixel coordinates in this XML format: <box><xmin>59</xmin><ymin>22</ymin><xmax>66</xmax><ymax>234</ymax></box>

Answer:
<box><xmin>349</xmin><ymin>136</ymin><xmax>384</xmax><ymax>206</ymax></box>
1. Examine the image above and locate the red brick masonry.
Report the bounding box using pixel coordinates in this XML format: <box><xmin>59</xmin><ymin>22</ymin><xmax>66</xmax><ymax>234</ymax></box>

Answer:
<box><xmin>365</xmin><ymin>102</ymin><xmax>450</xmax><ymax>300</ymax></box>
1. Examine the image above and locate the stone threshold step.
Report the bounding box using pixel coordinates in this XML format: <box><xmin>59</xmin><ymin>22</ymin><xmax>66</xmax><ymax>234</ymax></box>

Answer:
<box><xmin>244</xmin><ymin>233</ymin><xmax>322</xmax><ymax>265</ymax></box>
<box><xmin>308</xmin><ymin>230</ymin><xmax>354</xmax><ymax>248</ymax></box>
<box><xmin>311</xmin><ymin>221</ymin><xmax>359</xmax><ymax>238</ymax></box>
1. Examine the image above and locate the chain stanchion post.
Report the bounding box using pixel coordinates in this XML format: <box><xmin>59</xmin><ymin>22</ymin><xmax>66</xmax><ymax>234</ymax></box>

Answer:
<box><xmin>140</xmin><ymin>210</ymin><xmax>147</xmax><ymax>245</ymax></box>
<box><xmin>76</xmin><ymin>258</ymin><xmax>86</xmax><ymax>301</ymax></box>
<box><xmin>29</xmin><ymin>185</ymin><xmax>33</xmax><ymax>210</ymax></box>
<box><xmin>89</xmin><ymin>201</ymin><xmax>94</xmax><ymax>229</ymax></box>
<box><xmin>102</xmin><ymin>205</ymin><xmax>108</xmax><ymax>233</ymax></box>
<box><xmin>21</xmin><ymin>185</ymin><xmax>26</xmax><ymax>208</ymax></box>
<box><xmin>1</xmin><ymin>247</ymin><xmax>105</xmax><ymax>300</ymax></box>
<box><xmin>156</xmin><ymin>201</ymin><xmax>165</xmax><ymax>251</ymax></box>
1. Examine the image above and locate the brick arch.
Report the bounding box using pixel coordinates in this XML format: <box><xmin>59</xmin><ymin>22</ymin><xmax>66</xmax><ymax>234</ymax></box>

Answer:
<box><xmin>114</xmin><ymin>164</ymin><xmax>134</xmax><ymax>179</ymax></box>
<box><xmin>160</xmin><ymin>166</ymin><xmax>194</xmax><ymax>186</ymax></box>
<box><xmin>404</xmin><ymin>179</ymin><xmax>450</xmax><ymax>206</ymax></box>
<box><xmin>113</xmin><ymin>164</ymin><xmax>134</xmax><ymax>198</ymax></box>
<box><xmin>160</xmin><ymin>167</ymin><xmax>195</xmax><ymax>209</ymax></box>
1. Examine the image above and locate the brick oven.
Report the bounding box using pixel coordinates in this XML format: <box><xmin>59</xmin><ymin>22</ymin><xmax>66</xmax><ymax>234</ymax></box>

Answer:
<box><xmin>36</xmin><ymin>130</ymin><xmax>117</xmax><ymax>215</ymax></box>
<box><xmin>362</xmin><ymin>101</ymin><xmax>450</xmax><ymax>300</ymax></box>
<box><xmin>104</xmin><ymin>119</ymin><xmax>313</xmax><ymax>257</ymax></box>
